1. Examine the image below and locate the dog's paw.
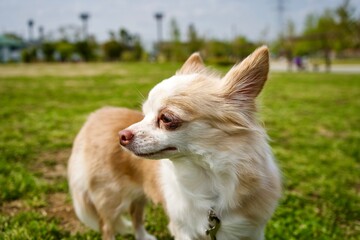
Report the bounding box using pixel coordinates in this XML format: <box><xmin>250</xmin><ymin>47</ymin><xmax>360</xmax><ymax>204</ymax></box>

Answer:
<box><xmin>135</xmin><ymin>228</ymin><xmax>157</xmax><ymax>240</ymax></box>
<box><xmin>137</xmin><ymin>232</ymin><xmax>157</xmax><ymax>240</ymax></box>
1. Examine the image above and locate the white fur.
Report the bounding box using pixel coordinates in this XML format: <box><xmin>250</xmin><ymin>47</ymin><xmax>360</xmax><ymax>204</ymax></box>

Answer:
<box><xmin>158</xmin><ymin>145</ymin><xmax>276</xmax><ymax>239</ymax></box>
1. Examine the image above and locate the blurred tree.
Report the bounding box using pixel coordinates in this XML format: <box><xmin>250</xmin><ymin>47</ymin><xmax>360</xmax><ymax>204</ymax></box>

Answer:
<box><xmin>232</xmin><ymin>36</ymin><xmax>256</xmax><ymax>60</ymax></box>
<box><xmin>121</xmin><ymin>35</ymin><xmax>144</xmax><ymax>61</ymax></box>
<box><xmin>272</xmin><ymin>0</ymin><xmax>360</xmax><ymax>72</ymax></box>
<box><xmin>187</xmin><ymin>23</ymin><xmax>203</xmax><ymax>54</ymax></box>
<box><xmin>131</xmin><ymin>34</ymin><xmax>144</xmax><ymax>60</ymax></box>
<box><xmin>170</xmin><ymin>18</ymin><xmax>181</xmax><ymax>42</ymax></box>
<box><xmin>42</xmin><ymin>42</ymin><xmax>56</xmax><ymax>61</ymax></box>
<box><xmin>291</xmin><ymin>10</ymin><xmax>338</xmax><ymax>71</ymax></box>
<box><xmin>168</xmin><ymin>18</ymin><xmax>185</xmax><ymax>61</ymax></box>
<box><xmin>119</xmin><ymin>28</ymin><xmax>132</xmax><ymax>46</ymax></box>
<box><xmin>283</xmin><ymin>19</ymin><xmax>296</xmax><ymax>70</ymax></box>
<box><xmin>56</xmin><ymin>41</ymin><xmax>74</xmax><ymax>61</ymax></box>
<box><xmin>22</xmin><ymin>48</ymin><xmax>37</xmax><ymax>63</ymax></box>
<box><xmin>204</xmin><ymin>40</ymin><xmax>233</xmax><ymax>65</ymax></box>
<box><xmin>3</xmin><ymin>33</ymin><xmax>23</xmax><ymax>41</ymax></box>
<box><xmin>103</xmin><ymin>28</ymin><xmax>144</xmax><ymax>61</ymax></box>
<box><xmin>290</xmin><ymin>14</ymin><xmax>319</xmax><ymax>56</ymax></box>
<box><xmin>335</xmin><ymin>0</ymin><xmax>359</xmax><ymax>50</ymax></box>
<box><xmin>75</xmin><ymin>40</ymin><xmax>96</xmax><ymax>61</ymax></box>
<box><xmin>103</xmin><ymin>39</ymin><xmax>123</xmax><ymax>61</ymax></box>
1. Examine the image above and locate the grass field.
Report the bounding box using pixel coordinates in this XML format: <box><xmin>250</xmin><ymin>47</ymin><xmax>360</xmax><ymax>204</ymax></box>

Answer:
<box><xmin>0</xmin><ymin>63</ymin><xmax>359</xmax><ymax>240</ymax></box>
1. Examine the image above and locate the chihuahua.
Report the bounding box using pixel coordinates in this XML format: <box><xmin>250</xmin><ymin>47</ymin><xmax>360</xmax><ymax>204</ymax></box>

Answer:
<box><xmin>68</xmin><ymin>46</ymin><xmax>281</xmax><ymax>240</ymax></box>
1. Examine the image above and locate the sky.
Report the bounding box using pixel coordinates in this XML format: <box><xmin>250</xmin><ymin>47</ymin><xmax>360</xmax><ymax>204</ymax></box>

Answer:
<box><xmin>0</xmin><ymin>0</ymin><xmax>357</xmax><ymax>48</ymax></box>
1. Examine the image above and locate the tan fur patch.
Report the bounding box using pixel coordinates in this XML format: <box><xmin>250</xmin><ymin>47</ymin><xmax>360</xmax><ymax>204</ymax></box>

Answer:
<box><xmin>177</xmin><ymin>52</ymin><xmax>206</xmax><ymax>75</ymax></box>
<box><xmin>222</xmin><ymin>46</ymin><xmax>269</xmax><ymax>99</ymax></box>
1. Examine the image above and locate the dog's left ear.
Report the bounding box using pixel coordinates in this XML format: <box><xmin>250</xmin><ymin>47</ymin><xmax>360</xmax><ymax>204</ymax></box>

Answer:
<box><xmin>222</xmin><ymin>46</ymin><xmax>269</xmax><ymax>100</ymax></box>
<box><xmin>177</xmin><ymin>52</ymin><xmax>206</xmax><ymax>75</ymax></box>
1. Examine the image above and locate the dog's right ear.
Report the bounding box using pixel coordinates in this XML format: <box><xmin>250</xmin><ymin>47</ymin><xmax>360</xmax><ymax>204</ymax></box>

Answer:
<box><xmin>177</xmin><ymin>52</ymin><xmax>205</xmax><ymax>75</ymax></box>
<box><xmin>221</xmin><ymin>46</ymin><xmax>269</xmax><ymax>101</ymax></box>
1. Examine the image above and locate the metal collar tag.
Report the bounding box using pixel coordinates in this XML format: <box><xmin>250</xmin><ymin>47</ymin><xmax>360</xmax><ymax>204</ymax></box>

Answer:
<box><xmin>205</xmin><ymin>209</ymin><xmax>221</xmax><ymax>240</ymax></box>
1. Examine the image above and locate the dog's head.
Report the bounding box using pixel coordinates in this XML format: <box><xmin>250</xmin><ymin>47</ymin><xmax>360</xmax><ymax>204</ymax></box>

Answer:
<box><xmin>119</xmin><ymin>46</ymin><xmax>269</xmax><ymax>159</ymax></box>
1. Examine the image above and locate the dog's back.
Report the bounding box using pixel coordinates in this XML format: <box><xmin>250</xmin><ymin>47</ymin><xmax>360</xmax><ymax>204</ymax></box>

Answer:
<box><xmin>68</xmin><ymin>107</ymin><xmax>160</xmax><ymax>240</ymax></box>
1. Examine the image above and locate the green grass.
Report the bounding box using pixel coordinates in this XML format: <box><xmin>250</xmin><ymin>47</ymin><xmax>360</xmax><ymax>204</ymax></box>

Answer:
<box><xmin>0</xmin><ymin>63</ymin><xmax>359</xmax><ymax>239</ymax></box>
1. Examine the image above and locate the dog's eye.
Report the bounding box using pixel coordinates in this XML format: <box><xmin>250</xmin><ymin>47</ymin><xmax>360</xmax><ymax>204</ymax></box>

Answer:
<box><xmin>159</xmin><ymin>113</ymin><xmax>181</xmax><ymax>130</ymax></box>
<box><xmin>160</xmin><ymin>113</ymin><xmax>173</xmax><ymax>124</ymax></box>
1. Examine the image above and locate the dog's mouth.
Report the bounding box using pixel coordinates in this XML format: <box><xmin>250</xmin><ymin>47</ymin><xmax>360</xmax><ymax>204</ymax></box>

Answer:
<box><xmin>135</xmin><ymin>147</ymin><xmax>177</xmax><ymax>157</ymax></box>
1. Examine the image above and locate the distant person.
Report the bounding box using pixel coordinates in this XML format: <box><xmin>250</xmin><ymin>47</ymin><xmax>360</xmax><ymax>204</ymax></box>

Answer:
<box><xmin>294</xmin><ymin>56</ymin><xmax>304</xmax><ymax>71</ymax></box>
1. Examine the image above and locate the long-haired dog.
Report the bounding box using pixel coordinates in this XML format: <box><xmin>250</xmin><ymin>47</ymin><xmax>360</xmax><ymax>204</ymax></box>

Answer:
<box><xmin>68</xmin><ymin>46</ymin><xmax>281</xmax><ymax>240</ymax></box>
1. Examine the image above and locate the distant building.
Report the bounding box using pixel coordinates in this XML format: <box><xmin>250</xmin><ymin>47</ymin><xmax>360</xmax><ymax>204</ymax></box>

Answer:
<box><xmin>0</xmin><ymin>35</ymin><xmax>24</xmax><ymax>63</ymax></box>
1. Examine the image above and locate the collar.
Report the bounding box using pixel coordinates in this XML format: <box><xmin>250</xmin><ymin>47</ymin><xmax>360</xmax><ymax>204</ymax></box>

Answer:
<box><xmin>205</xmin><ymin>208</ymin><xmax>221</xmax><ymax>240</ymax></box>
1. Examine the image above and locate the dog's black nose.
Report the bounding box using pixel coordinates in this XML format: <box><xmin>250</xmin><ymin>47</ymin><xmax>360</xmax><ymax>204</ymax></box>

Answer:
<box><xmin>119</xmin><ymin>130</ymin><xmax>134</xmax><ymax>146</ymax></box>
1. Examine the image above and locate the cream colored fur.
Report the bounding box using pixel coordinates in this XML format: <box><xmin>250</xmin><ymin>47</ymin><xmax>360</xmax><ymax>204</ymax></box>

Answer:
<box><xmin>68</xmin><ymin>46</ymin><xmax>281</xmax><ymax>240</ymax></box>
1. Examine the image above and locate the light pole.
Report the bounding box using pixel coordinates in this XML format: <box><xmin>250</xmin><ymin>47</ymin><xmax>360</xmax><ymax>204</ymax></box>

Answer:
<box><xmin>80</xmin><ymin>12</ymin><xmax>90</xmax><ymax>40</ymax></box>
<box><xmin>38</xmin><ymin>26</ymin><xmax>44</xmax><ymax>42</ymax></box>
<box><xmin>154</xmin><ymin>12</ymin><xmax>164</xmax><ymax>44</ymax></box>
<box><xmin>28</xmin><ymin>19</ymin><xmax>34</xmax><ymax>42</ymax></box>
<box><xmin>154</xmin><ymin>12</ymin><xmax>164</xmax><ymax>55</ymax></box>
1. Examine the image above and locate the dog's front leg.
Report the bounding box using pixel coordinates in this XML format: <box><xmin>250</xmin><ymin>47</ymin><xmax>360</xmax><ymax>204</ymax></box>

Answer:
<box><xmin>99</xmin><ymin>217</ymin><xmax>116</xmax><ymax>240</ymax></box>
<box><xmin>130</xmin><ymin>198</ymin><xmax>157</xmax><ymax>240</ymax></box>
<box><xmin>168</xmin><ymin>221</ymin><xmax>198</xmax><ymax>240</ymax></box>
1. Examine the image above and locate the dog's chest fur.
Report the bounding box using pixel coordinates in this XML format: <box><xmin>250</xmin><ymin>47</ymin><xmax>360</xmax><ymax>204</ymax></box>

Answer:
<box><xmin>159</xmin><ymin>151</ymin><xmax>267</xmax><ymax>240</ymax></box>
